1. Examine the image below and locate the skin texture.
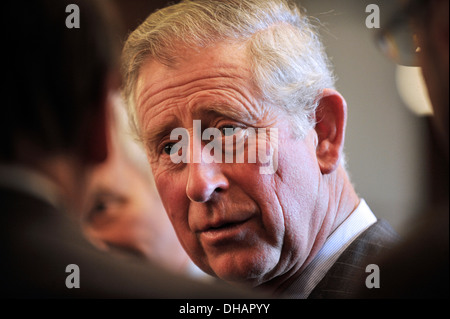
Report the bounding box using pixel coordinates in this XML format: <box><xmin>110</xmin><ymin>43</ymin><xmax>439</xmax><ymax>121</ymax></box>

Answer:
<box><xmin>135</xmin><ymin>42</ymin><xmax>359</xmax><ymax>291</ymax></box>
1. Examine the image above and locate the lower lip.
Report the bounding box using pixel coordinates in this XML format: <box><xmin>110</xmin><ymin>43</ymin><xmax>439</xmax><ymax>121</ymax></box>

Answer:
<box><xmin>200</xmin><ymin>220</ymin><xmax>251</xmax><ymax>245</ymax></box>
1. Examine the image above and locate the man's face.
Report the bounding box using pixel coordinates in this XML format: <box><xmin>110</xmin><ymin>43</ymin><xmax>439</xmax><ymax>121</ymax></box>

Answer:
<box><xmin>135</xmin><ymin>43</ymin><xmax>328</xmax><ymax>286</ymax></box>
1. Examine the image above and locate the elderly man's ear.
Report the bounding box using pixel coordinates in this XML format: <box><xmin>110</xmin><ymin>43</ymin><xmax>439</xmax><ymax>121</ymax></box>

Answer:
<box><xmin>314</xmin><ymin>88</ymin><xmax>348</xmax><ymax>175</ymax></box>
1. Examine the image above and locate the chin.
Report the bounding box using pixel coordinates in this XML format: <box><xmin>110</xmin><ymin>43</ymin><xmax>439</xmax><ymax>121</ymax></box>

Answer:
<box><xmin>210</xmin><ymin>254</ymin><xmax>278</xmax><ymax>288</ymax></box>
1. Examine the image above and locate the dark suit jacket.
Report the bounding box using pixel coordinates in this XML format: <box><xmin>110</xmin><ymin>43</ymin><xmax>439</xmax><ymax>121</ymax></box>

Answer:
<box><xmin>308</xmin><ymin>219</ymin><xmax>400</xmax><ymax>299</ymax></box>
<box><xmin>0</xmin><ymin>187</ymin><xmax>254</xmax><ymax>299</ymax></box>
<box><xmin>359</xmin><ymin>206</ymin><xmax>449</xmax><ymax>299</ymax></box>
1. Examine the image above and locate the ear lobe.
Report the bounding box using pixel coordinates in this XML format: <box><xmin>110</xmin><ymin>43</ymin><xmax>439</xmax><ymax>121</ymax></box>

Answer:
<box><xmin>314</xmin><ymin>89</ymin><xmax>347</xmax><ymax>175</ymax></box>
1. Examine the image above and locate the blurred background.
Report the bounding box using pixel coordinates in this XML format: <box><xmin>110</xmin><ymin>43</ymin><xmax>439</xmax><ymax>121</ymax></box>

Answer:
<box><xmin>110</xmin><ymin>0</ymin><xmax>447</xmax><ymax>235</ymax></box>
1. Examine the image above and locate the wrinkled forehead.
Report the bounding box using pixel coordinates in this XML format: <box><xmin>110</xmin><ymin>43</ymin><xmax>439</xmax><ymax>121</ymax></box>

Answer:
<box><xmin>136</xmin><ymin>43</ymin><xmax>250</xmax><ymax>98</ymax></box>
<box><xmin>134</xmin><ymin>42</ymin><xmax>261</xmax><ymax>120</ymax></box>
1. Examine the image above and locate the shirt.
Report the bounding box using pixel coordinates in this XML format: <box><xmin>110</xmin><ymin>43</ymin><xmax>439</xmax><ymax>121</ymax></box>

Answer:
<box><xmin>282</xmin><ymin>199</ymin><xmax>377</xmax><ymax>299</ymax></box>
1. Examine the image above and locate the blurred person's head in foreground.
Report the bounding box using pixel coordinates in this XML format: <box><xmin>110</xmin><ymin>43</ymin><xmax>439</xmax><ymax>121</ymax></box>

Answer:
<box><xmin>357</xmin><ymin>0</ymin><xmax>449</xmax><ymax>298</ymax></box>
<box><xmin>377</xmin><ymin>0</ymin><xmax>448</xmax><ymax>152</ymax></box>
<box><xmin>1</xmin><ymin>0</ymin><xmax>121</xmax><ymax>215</ymax></box>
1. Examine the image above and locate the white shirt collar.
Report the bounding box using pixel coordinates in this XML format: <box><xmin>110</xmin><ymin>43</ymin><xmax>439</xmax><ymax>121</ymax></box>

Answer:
<box><xmin>0</xmin><ymin>164</ymin><xmax>65</xmax><ymax>212</ymax></box>
<box><xmin>282</xmin><ymin>199</ymin><xmax>377</xmax><ymax>299</ymax></box>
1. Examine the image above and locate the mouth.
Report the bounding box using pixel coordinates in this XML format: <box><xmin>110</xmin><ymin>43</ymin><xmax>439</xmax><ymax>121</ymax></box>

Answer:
<box><xmin>206</xmin><ymin>220</ymin><xmax>246</xmax><ymax>231</ymax></box>
<box><xmin>199</xmin><ymin>218</ymin><xmax>252</xmax><ymax>245</ymax></box>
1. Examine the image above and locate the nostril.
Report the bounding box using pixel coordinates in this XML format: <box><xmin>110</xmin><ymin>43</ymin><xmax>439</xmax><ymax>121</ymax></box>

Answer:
<box><xmin>186</xmin><ymin>163</ymin><xmax>229</xmax><ymax>202</ymax></box>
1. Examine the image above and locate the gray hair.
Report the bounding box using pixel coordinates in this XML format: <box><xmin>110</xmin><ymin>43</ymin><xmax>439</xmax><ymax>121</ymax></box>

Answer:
<box><xmin>122</xmin><ymin>0</ymin><xmax>335</xmax><ymax>139</ymax></box>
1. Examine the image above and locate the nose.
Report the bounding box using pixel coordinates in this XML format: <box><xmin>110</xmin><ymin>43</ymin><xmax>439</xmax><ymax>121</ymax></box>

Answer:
<box><xmin>186</xmin><ymin>162</ymin><xmax>229</xmax><ymax>203</ymax></box>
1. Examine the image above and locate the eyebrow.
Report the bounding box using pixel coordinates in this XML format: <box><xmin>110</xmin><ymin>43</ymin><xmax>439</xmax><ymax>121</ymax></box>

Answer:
<box><xmin>193</xmin><ymin>103</ymin><xmax>256</xmax><ymax>123</ymax></box>
<box><xmin>142</xmin><ymin>116</ymin><xmax>181</xmax><ymax>154</ymax></box>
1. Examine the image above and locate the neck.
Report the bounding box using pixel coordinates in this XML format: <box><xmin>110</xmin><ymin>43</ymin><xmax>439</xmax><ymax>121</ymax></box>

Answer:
<box><xmin>302</xmin><ymin>165</ymin><xmax>360</xmax><ymax>270</ymax></box>
<box><xmin>328</xmin><ymin>165</ymin><xmax>361</xmax><ymax>232</ymax></box>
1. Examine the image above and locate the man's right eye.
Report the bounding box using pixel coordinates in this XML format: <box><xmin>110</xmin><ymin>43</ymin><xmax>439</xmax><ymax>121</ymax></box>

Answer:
<box><xmin>220</xmin><ymin>124</ymin><xmax>240</xmax><ymax>136</ymax></box>
<box><xmin>163</xmin><ymin>143</ymin><xmax>176</xmax><ymax>155</ymax></box>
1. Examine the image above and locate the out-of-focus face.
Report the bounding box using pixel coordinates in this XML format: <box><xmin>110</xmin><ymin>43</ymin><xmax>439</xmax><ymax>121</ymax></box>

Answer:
<box><xmin>83</xmin><ymin>147</ymin><xmax>191</xmax><ymax>273</ymax></box>
<box><xmin>135</xmin><ymin>43</ymin><xmax>330</xmax><ymax>287</ymax></box>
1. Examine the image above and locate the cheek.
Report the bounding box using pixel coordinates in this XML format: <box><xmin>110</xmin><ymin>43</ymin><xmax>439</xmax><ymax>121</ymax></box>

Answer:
<box><xmin>153</xmin><ymin>170</ymin><xmax>205</xmax><ymax>257</ymax></box>
<box><xmin>270</xmin><ymin>137</ymin><xmax>322</xmax><ymax>256</ymax></box>
<box><xmin>151</xmin><ymin>165</ymin><xmax>184</xmax><ymax>222</ymax></box>
<box><xmin>229</xmin><ymin>165</ymin><xmax>285</xmax><ymax>246</ymax></box>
